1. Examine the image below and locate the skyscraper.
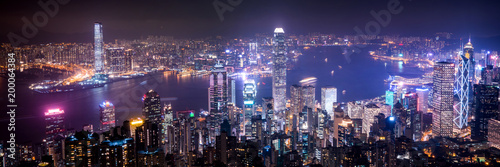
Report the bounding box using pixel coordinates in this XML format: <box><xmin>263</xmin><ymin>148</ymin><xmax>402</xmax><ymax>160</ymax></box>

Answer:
<box><xmin>243</xmin><ymin>79</ymin><xmax>257</xmax><ymax>138</ymax></box>
<box><xmin>272</xmin><ymin>28</ymin><xmax>286</xmax><ymax>112</ymax></box>
<box><xmin>45</xmin><ymin>108</ymin><xmax>65</xmax><ymax>144</ymax></box>
<box><xmin>471</xmin><ymin>84</ymin><xmax>499</xmax><ymax>141</ymax></box>
<box><xmin>208</xmin><ymin>62</ymin><xmax>233</xmax><ymax>143</ymax></box>
<box><xmin>94</xmin><ymin>22</ymin><xmax>104</xmax><ymax>73</ymax></box>
<box><xmin>99</xmin><ymin>101</ymin><xmax>116</xmax><ymax>132</ymax></box>
<box><xmin>143</xmin><ymin>90</ymin><xmax>163</xmax><ymax>124</ymax></box>
<box><xmin>290</xmin><ymin>84</ymin><xmax>315</xmax><ymax>134</ymax></box>
<box><xmin>416</xmin><ymin>88</ymin><xmax>429</xmax><ymax>113</ymax></box>
<box><xmin>321</xmin><ymin>87</ymin><xmax>337</xmax><ymax>116</ymax></box>
<box><xmin>454</xmin><ymin>39</ymin><xmax>474</xmax><ymax>129</ymax></box>
<box><xmin>432</xmin><ymin>62</ymin><xmax>454</xmax><ymax>138</ymax></box>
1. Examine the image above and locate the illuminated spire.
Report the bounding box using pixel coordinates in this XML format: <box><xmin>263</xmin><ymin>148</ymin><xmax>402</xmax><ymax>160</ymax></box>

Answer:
<box><xmin>465</xmin><ymin>34</ymin><xmax>473</xmax><ymax>49</ymax></box>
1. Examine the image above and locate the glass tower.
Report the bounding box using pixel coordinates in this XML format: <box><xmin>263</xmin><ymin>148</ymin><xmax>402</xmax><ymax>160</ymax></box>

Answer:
<box><xmin>272</xmin><ymin>28</ymin><xmax>286</xmax><ymax>112</ymax></box>
<box><xmin>321</xmin><ymin>87</ymin><xmax>337</xmax><ymax>116</ymax></box>
<box><xmin>454</xmin><ymin>40</ymin><xmax>474</xmax><ymax>129</ymax></box>
<box><xmin>94</xmin><ymin>22</ymin><xmax>104</xmax><ymax>73</ymax></box>
<box><xmin>432</xmin><ymin>62</ymin><xmax>455</xmax><ymax>137</ymax></box>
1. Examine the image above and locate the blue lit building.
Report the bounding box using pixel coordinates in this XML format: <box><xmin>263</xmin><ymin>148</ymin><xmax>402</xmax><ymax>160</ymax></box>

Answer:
<box><xmin>243</xmin><ymin>79</ymin><xmax>256</xmax><ymax>139</ymax></box>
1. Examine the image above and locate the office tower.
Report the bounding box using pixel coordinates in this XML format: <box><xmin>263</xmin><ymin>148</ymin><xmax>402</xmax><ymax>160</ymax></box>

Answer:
<box><xmin>455</xmin><ymin>39</ymin><xmax>474</xmax><ymax>129</ymax></box>
<box><xmin>106</xmin><ymin>47</ymin><xmax>131</xmax><ymax>74</ymax></box>
<box><xmin>143</xmin><ymin>90</ymin><xmax>163</xmax><ymax>124</ymax></box>
<box><xmin>363</xmin><ymin>103</ymin><xmax>382</xmax><ymax>136</ymax></box>
<box><xmin>135</xmin><ymin>120</ymin><xmax>160</xmax><ymax>151</ymax></box>
<box><xmin>243</xmin><ymin>80</ymin><xmax>257</xmax><ymax>138</ymax></box>
<box><xmin>290</xmin><ymin>85</ymin><xmax>315</xmax><ymax>134</ymax></box>
<box><xmin>45</xmin><ymin>108</ymin><xmax>65</xmax><ymax>165</ymax></box>
<box><xmin>99</xmin><ymin>101</ymin><xmax>116</xmax><ymax>132</ymax></box>
<box><xmin>45</xmin><ymin>109</ymin><xmax>65</xmax><ymax>145</ymax></box>
<box><xmin>488</xmin><ymin>119</ymin><xmax>500</xmax><ymax>149</ymax></box>
<box><xmin>321</xmin><ymin>87</ymin><xmax>337</xmax><ymax>116</ymax></box>
<box><xmin>94</xmin><ymin>22</ymin><xmax>104</xmax><ymax>73</ymax></box>
<box><xmin>471</xmin><ymin>84</ymin><xmax>499</xmax><ymax>141</ymax></box>
<box><xmin>403</xmin><ymin>93</ymin><xmax>421</xmax><ymax>141</ymax></box>
<box><xmin>386</xmin><ymin>90</ymin><xmax>395</xmax><ymax>111</ymax></box>
<box><xmin>208</xmin><ymin>62</ymin><xmax>233</xmax><ymax>142</ymax></box>
<box><xmin>64</xmin><ymin>131</ymin><xmax>98</xmax><ymax>167</ymax></box>
<box><xmin>416</xmin><ymin>88</ymin><xmax>429</xmax><ymax>113</ymax></box>
<box><xmin>272</xmin><ymin>28</ymin><xmax>286</xmax><ymax>112</ymax></box>
<box><xmin>290</xmin><ymin>85</ymin><xmax>316</xmax><ymax>114</ymax></box>
<box><xmin>432</xmin><ymin>62</ymin><xmax>454</xmax><ymax>138</ymax></box>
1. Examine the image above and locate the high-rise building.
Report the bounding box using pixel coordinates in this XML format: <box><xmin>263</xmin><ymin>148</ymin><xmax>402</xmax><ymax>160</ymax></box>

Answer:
<box><xmin>471</xmin><ymin>84</ymin><xmax>499</xmax><ymax>141</ymax></box>
<box><xmin>45</xmin><ymin>109</ymin><xmax>65</xmax><ymax>145</ymax></box>
<box><xmin>386</xmin><ymin>90</ymin><xmax>395</xmax><ymax>111</ymax></box>
<box><xmin>94</xmin><ymin>22</ymin><xmax>104</xmax><ymax>73</ymax></box>
<box><xmin>321</xmin><ymin>87</ymin><xmax>337</xmax><ymax>116</ymax></box>
<box><xmin>272</xmin><ymin>28</ymin><xmax>286</xmax><ymax>112</ymax></box>
<box><xmin>290</xmin><ymin>85</ymin><xmax>315</xmax><ymax>114</ymax></box>
<box><xmin>99</xmin><ymin>101</ymin><xmax>116</xmax><ymax>132</ymax></box>
<box><xmin>143</xmin><ymin>90</ymin><xmax>163</xmax><ymax>124</ymax></box>
<box><xmin>290</xmin><ymin>84</ymin><xmax>315</xmax><ymax>134</ymax></box>
<box><xmin>416</xmin><ymin>88</ymin><xmax>429</xmax><ymax>113</ymax></box>
<box><xmin>208</xmin><ymin>62</ymin><xmax>233</xmax><ymax>143</ymax></box>
<box><xmin>243</xmin><ymin>80</ymin><xmax>257</xmax><ymax>138</ymax></box>
<box><xmin>105</xmin><ymin>47</ymin><xmax>132</xmax><ymax>74</ymax></box>
<box><xmin>403</xmin><ymin>93</ymin><xmax>421</xmax><ymax>141</ymax></box>
<box><xmin>454</xmin><ymin>39</ymin><xmax>474</xmax><ymax>129</ymax></box>
<box><xmin>432</xmin><ymin>62</ymin><xmax>454</xmax><ymax>138</ymax></box>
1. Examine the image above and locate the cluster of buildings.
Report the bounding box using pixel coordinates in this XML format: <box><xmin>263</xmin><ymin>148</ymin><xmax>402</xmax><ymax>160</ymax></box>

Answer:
<box><xmin>4</xmin><ymin>24</ymin><xmax>500</xmax><ymax>166</ymax></box>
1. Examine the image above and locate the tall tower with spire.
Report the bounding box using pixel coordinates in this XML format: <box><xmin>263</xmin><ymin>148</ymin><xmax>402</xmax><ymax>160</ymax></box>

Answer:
<box><xmin>454</xmin><ymin>37</ymin><xmax>474</xmax><ymax>129</ymax></box>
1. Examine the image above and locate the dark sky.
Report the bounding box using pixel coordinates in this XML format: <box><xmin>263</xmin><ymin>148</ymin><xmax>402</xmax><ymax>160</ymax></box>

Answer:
<box><xmin>1</xmin><ymin>0</ymin><xmax>500</xmax><ymax>43</ymax></box>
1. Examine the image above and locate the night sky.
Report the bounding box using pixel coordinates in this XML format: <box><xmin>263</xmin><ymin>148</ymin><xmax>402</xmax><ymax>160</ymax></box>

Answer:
<box><xmin>1</xmin><ymin>0</ymin><xmax>500</xmax><ymax>44</ymax></box>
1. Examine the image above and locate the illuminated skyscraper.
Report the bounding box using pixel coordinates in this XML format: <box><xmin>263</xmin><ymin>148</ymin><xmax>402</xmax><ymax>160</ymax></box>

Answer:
<box><xmin>45</xmin><ymin>109</ymin><xmax>65</xmax><ymax>145</ymax></box>
<box><xmin>432</xmin><ymin>62</ymin><xmax>454</xmax><ymax>138</ymax></box>
<box><xmin>99</xmin><ymin>101</ymin><xmax>116</xmax><ymax>132</ymax></box>
<box><xmin>243</xmin><ymin>80</ymin><xmax>257</xmax><ymax>138</ymax></box>
<box><xmin>290</xmin><ymin>84</ymin><xmax>315</xmax><ymax>134</ymax></box>
<box><xmin>208</xmin><ymin>62</ymin><xmax>233</xmax><ymax>143</ymax></box>
<box><xmin>321</xmin><ymin>87</ymin><xmax>337</xmax><ymax>116</ymax></box>
<box><xmin>386</xmin><ymin>90</ymin><xmax>395</xmax><ymax>110</ymax></box>
<box><xmin>143</xmin><ymin>90</ymin><xmax>163</xmax><ymax>124</ymax></box>
<box><xmin>416</xmin><ymin>88</ymin><xmax>429</xmax><ymax>113</ymax></box>
<box><xmin>454</xmin><ymin>39</ymin><xmax>474</xmax><ymax>129</ymax></box>
<box><xmin>94</xmin><ymin>22</ymin><xmax>104</xmax><ymax>73</ymax></box>
<box><xmin>272</xmin><ymin>28</ymin><xmax>286</xmax><ymax>112</ymax></box>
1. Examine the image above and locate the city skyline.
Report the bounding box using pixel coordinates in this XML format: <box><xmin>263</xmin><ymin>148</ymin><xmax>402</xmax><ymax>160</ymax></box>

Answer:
<box><xmin>2</xmin><ymin>1</ymin><xmax>500</xmax><ymax>166</ymax></box>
